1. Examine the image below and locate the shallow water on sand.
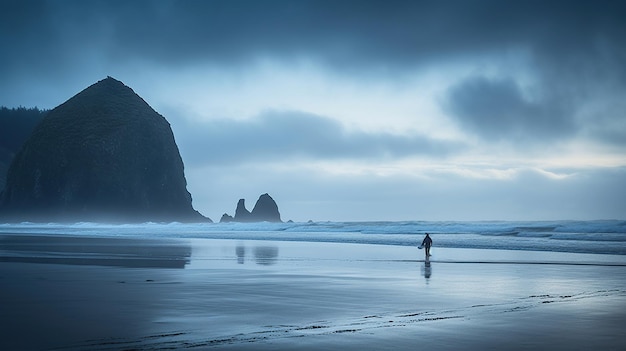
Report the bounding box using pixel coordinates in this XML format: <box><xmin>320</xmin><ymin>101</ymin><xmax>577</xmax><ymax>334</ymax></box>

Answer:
<box><xmin>1</xmin><ymin>236</ymin><xmax>625</xmax><ymax>350</ymax></box>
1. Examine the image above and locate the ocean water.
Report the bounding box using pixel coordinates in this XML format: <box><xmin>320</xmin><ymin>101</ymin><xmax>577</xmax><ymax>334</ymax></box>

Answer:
<box><xmin>1</xmin><ymin>220</ymin><xmax>625</xmax><ymax>255</ymax></box>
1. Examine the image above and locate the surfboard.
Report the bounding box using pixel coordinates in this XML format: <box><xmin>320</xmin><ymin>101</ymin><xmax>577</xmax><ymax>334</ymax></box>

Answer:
<box><xmin>418</xmin><ymin>245</ymin><xmax>424</xmax><ymax>249</ymax></box>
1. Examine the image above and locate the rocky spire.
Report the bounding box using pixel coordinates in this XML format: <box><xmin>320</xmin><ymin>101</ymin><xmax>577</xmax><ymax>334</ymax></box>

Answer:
<box><xmin>234</xmin><ymin>198</ymin><xmax>252</xmax><ymax>222</ymax></box>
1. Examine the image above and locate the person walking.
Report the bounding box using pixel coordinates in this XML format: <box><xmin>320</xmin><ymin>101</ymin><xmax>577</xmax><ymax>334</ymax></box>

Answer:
<box><xmin>421</xmin><ymin>233</ymin><xmax>433</xmax><ymax>257</ymax></box>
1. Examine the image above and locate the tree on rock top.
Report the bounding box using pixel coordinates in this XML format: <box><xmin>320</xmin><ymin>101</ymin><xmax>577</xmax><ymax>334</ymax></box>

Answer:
<box><xmin>0</xmin><ymin>76</ymin><xmax>209</xmax><ymax>223</ymax></box>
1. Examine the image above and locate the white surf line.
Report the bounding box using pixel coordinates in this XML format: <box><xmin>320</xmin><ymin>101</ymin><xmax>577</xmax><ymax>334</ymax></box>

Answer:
<box><xmin>56</xmin><ymin>289</ymin><xmax>626</xmax><ymax>350</ymax></box>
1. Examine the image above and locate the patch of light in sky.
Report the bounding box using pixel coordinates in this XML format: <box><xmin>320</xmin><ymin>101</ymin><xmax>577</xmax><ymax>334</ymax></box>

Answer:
<box><xmin>136</xmin><ymin>59</ymin><xmax>465</xmax><ymax>138</ymax></box>
<box><xmin>226</xmin><ymin>157</ymin><xmax>576</xmax><ymax>183</ymax></box>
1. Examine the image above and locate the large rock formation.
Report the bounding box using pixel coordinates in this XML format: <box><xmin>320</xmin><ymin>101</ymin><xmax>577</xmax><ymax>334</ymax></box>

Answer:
<box><xmin>221</xmin><ymin>193</ymin><xmax>282</xmax><ymax>223</ymax></box>
<box><xmin>0</xmin><ymin>77</ymin><xmax>209</xmax><ymax>222</ymax></box>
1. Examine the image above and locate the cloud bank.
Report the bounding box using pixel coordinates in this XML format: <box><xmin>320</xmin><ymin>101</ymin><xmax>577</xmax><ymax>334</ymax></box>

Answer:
<box><xmin>171</xmin><ymin>110</ymin><xmax>463</xmax><ymax>166</ymax></box>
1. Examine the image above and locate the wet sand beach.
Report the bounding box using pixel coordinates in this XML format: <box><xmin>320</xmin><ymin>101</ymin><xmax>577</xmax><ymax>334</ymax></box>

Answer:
<box><xmin>1</xmin><ymin>234</ymin><xmax>625</xmax><ymax>350</ymax></box>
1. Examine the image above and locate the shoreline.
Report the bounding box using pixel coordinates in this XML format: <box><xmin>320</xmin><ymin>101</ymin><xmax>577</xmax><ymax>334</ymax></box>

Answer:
<box><xmin>1</xmin><ymin>235</ymin><xmax>625</xmax><ymax>350</ymax></box>
<box><xmin>1</xmin><ymin>219</ymin><xmax>625</xmax><ymax>256</ymax></box>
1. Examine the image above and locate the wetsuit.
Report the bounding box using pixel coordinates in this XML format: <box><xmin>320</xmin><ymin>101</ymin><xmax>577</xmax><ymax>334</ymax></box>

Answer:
<box><xmin>422</xmin><ymin>235</ymin><xmax>432</xmax><ymax>256</ymax></box>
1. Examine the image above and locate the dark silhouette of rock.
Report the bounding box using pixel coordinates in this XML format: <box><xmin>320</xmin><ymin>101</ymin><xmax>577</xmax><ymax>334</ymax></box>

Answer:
<box><xmin>251</xmin><ymin>193</ymin><xmax>282</xmax><ymax>222</ymax></box>
<box><xmin>0</xmin><ymin>147</ymin><xmax>11</xmax><ymax>194</ymax></box>
<box><xmin>224</xmin><ymin>193</ymin><xmax>282</xmax><ymax>223</ymax></box>
<box><xmin>220</xmin><ymin>213</ymin><xmax>234</xmax><ymax>223</ymax></box>
<box><xmin>0</xmin><ymin>77</ymin><xmax>209</xmax><ymax>223</ymax></box>
<box><xmin>0</xmin><ymin>107</ymin><xmax>47</xmax><ymax>191</ymax></box>
<box><xmin>234</xmin><ymin>198</ymin><xmax>252</xmax><ymax>222</ymax></box>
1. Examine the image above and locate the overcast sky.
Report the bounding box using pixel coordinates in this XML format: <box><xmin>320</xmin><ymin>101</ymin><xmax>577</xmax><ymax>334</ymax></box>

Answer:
<box><xmin>2</xmin><ymin>0</ymin><xmax>625</xmax><ymax>221</ymax></box>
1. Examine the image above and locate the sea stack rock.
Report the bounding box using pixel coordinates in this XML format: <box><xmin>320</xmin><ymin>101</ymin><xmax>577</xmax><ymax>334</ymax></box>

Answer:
<box><xmin>234</xmin><ymin>198</ymin><xmax>252</xmax><ymax>222</ymax></box>
<box><xmin>223</xmin><ymin>193</ymin><xmax>282</xmax><ymax>223</ymax></box>
<box><xmin>251</xmin><ymin>193</ymin><xmax>282</xmax><ymax>222</ymax></box>
<box><xmin>0</xmin><ymin>77</ymin><xmax>208</xmax><ymax>222</ymax></box>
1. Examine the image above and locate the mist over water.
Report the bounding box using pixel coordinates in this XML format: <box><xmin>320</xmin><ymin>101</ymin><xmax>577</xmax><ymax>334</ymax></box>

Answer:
<box><xmin>1</xmin><ymin>220</ymin><xmax>624</xmax><ymax>255</ymax></box>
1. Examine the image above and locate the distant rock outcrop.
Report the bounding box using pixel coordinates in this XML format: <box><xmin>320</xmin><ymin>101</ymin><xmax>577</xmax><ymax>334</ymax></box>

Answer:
<box><xmin>0</xmin><ymin>77</ymin><xmax>209</xmax><ymax>223</ymax></box>
<box><xmin>220</xmin><ymin>193</ymin><xmax>282</xmax><ymax>223</ymax></box>
<box><xmin>251</xmin><ymin>193</ymin><xmax>282</xmax><ymax>222</ymax></box>
<box><xmin>234</xmin><ymin>198</ymin><xmax>252</xmax><ymax>222</ymax></box>
<box><xmin>220</xmin><ymin>213</ymin><xmax>234</xmax><ymax>223</ymax></box>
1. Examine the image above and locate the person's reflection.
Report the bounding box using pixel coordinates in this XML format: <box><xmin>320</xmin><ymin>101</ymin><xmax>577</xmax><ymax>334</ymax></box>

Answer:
<box><xmin>236</xmin><ymin>245</ymin><xmax>245</xmax><ymax>264</ymax></box>
<box><xmin>421</xmin><ymin>256</ymin><xmax>432</xmax><ymax>280</ymax></box>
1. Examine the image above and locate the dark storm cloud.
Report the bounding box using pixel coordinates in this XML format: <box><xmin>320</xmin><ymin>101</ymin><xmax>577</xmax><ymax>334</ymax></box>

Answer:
<box><xmin>3</xmin><ymin>1</ymin><xmax>625</xmax><ymax>72</ymax></box>
<box><xmin>435</xmin><ymin>0</ymin><xmax>626</xmax><ymax>144</ymax></box>
<box><xmin>170</xmin><ymin>111</ymin><xmax>462</xmax><ymax>166</ymax></box>
<box><xmin>443</xmin><ymin>75</ymin><xmax>576</xmax><ymax>142</ymax></box>
<box><xmin>2</xmin><ymin>0</ymin><xmax>625</xmax><ymax>144</ymax></box>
